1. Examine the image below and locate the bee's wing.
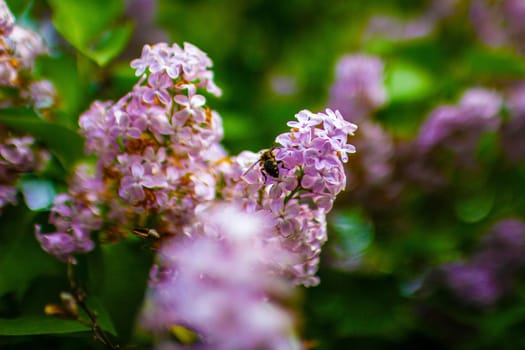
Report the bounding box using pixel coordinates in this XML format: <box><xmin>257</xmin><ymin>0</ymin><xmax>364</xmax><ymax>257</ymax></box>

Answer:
<box><xmin>241</xmin><ymin>158</ymin><xmax>260</xmax><ymax>178</ymax></box>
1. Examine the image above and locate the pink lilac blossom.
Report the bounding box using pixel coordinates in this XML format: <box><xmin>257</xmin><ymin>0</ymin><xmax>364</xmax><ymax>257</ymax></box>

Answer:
<box><xmin>328</xmin><ymin>54</ymin><xmax>386</xmax><ymax>122</ymax></box>
<box><xmin>140</xmin><ymin>204</ymin><xmax>300</xmax><ymax>350</ymax></box>
<box><xmin>39</xmin><ymin>42</ymin><xmax>224</xmax><ymax>261</ymax></box>
<box><xmin>219</xmin><ymin>109</ymin><xmax>357</xmax><ymax>286</ymax></box>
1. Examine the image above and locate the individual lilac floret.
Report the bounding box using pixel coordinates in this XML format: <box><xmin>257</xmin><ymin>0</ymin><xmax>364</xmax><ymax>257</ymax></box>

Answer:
<box><xmin>140</xmin><ymin>204</ymin><xmax>299</xmax><ymax>350</ymax></box>
<box><xmin>328</xmin><ymin>55</ymin><xmax>386</xmax><ymax>122</ymax></box>
<box><xmin>220</xmin><ymin>109</ymin><xmax>357</xmax><ymax>286</ymax></box>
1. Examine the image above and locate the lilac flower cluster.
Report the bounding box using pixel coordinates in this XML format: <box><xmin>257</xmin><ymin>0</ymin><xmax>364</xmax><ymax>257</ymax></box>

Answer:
<box><xmin>0</xmin><ymin>1</ymin><xmax>54</xmax><ymax>211</ymax></box>
<box><xmin>429</xmin><ymin>219</ymin><xmax>525</xmax><ymax>308</ymax></box>
<box><xmin>140</xmin><ymin>204</ymin><xmax>300</xmax><ymax>350</ymax></box>
<box><xmin>221</xmin><ymin>109</ymin><xmax>357</xmax><ymax>286</ymax></box>
<box><xmin>38</xmin><ymin>42</ymin><xmax>225</xmax><ymax>261</ymax></box>
<box><xmin>402</xmin><ymin>88</ymin><xmax>502</xmax><ymax>188</ymax></box>
<box><xmin>417</xmin><ymin>88</ymin><xmax>502</xmax><ymax>157</ymax></box>
<box><xmin>36</xmin><ymin>165</ymin><xmax>103</xmax><ymax>262</ymax></box>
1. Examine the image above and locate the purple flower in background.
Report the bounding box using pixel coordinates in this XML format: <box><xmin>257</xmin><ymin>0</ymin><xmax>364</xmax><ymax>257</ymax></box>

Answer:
<box><xmin>427</xmin><ymin>219</ymin><xmax>525</xmax><ymax>308</ymax></box>
<box><xmin>474</xmin><ymin>219</ymin><xmax>525</xmax><ymax>274</ymax></box>
<box><xmin>442</xmin><ymin>263</ymin><xmax>501</xmax><ymax>307</ymax></box>
<box><xmin>403</xmin><ymin>88</ymin><xmax>502</xmax><ymax>188</ymax></box>
<box><xmin>418</xmin><ymin>88</ymin><xmax>501</xmax><ymax>156</ymax></box>
<box><xmin>470</xmin><ymin>0</ymin><xmax>525</xmax><ymax>54</ymax></box>
<box><xmin>328</xmin><ymin>55</ymin><xmax>386</xmax><ymax>122</ymax></box>
<box><xmin>122</xmin><ymin>0</ymin><xmax>169</xmax><ymax>59</ymax></box>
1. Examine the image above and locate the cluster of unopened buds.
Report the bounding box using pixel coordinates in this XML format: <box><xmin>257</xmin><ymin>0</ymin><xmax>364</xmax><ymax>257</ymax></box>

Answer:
<box><xmin>35</xmin><ymin>39</ymin><xmax>356</xmax><ymax>349</ymax></box>
<box><xmin>0</xmin><ymin>1</ymin><xmax>54</xmax><ymax>210</ymax></box>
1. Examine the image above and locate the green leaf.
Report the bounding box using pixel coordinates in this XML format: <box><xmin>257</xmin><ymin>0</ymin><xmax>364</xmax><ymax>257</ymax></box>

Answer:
<box><xmin>48</xmin><ymin>0</ymin><xmax>132</xmax><ymax>66</ymax></box>
<box><xmin>83</xmin><ymin>23</ymin><xmax>135</xmax><ymax>67</ymax></box>
<box><xmin>385</xmin><ymin>61</ymin><xmax>432</xmax><ymax>103</ymax></box>
<box><xmin>454</xmin><ymin>191</ymin><xmax>494</xmax><ymax>223</ymax></box>
<box><xmin>0</xmin><ymin>315</ymin><xmax>87</xmax><ymax>336</ymax></box>
<box><xmin>0</xmin><ymin>273</ymin><xmax>116</xmax><ymax>336</ymax></box>
<box><xmin>0</xmin><ymin>109</ymin><xmax>84</xmax><ymax>168</ymax></box>
<box><xmin>35</xmin><ymin>55</ymin><xmax>84</xmax><ymax>119</ymax></box>
<box><xmin>0</xmin><ymin>207</ymin><xmax>61</xmax><ymax>297</ymax></box>
<box><xmin>464</xmin><ymin>48</ymin><xmax>525</xmax><ymax>78</ymax></box>
<box><xmin>305</xmin><ymin>272</ymin><xmax>412</xmax><ymax>343</ymax></box>
<box><xmin>87</xmin><ymin>241</ymin><xmax>153</xmax><ymax>341</ymax></box>
<box><xmin>329</xmin><ymin>211</ymin><xmax>374</xmax><ymax>269</ymax></box>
